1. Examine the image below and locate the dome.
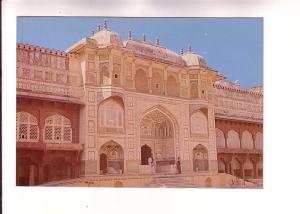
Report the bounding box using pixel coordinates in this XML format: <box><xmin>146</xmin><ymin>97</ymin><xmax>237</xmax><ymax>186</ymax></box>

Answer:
<box><xmin>90</xmin><ymin>29</ymin><xmax>123</xmax><ymax>48</ymax></box>
<box><xmin>182</xmin><ymin>52</ymin><xmax>207</xmax><ymax>68</ymax></box>
<box><xmin>124</xmin><ymin>39</ymin><xmax>185</xmax><ymax>66</ymax></box>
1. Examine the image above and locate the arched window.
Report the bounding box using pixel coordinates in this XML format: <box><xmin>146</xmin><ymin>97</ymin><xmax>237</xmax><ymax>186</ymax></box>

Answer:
<box><xmin>190</xmin><ymin>82</ymin><xmax>198</xmax><ymax>98</ymax></box>
<box><xmin>100</xmin><ymin>66</ymin><xmax>109</xmax><ymax>86</ymax></box>
<box><xmin>98</xmin><ymin>97</ymin><xmax>124</xmax><ymax>133</ymax></box>
<box><xmin>44</xmin><ymin>114</ymin><xmax>72</xmax><ymax>143</ymax></box>
<box><xmin>190</xmin><ymin>110</ymin><xmax>208</xmax><ymax>135</ymax></box>
<box><xmin>16</xmin><ymin>112</ymin><xmax>39</xmax><ymax>142</ymax></box>
<box><xmin>227</xmin><ymin>130</ymin><xmax>240</xmax><ymax>148</ymax></box>
<box><xmin>151</xmin><ymin>72</ymin><xmax>163</xmax><ymax>95</ymax></box>
<box><xmin>216</xmin><ymin>128</ymin><xmax>225</xmax><ymax>148</ymax></box>
<box><xmin>167</xmin><ymin>75</ymin><xmax>178</xmax><ymax>96</ymax></box>
<box><xmin>193</xmin><ymin>144</ymin><xmax>209</xmax><ymax>171</ymax></box>
<box><xmin>135</xmin><ymin>69</ymin><xmax>148</xmax><ymax>92</ymax></box>
<box><xmin>241</xmin><ymin>131</ymin><xmax>254</xmax><ymax>149</ymax></box>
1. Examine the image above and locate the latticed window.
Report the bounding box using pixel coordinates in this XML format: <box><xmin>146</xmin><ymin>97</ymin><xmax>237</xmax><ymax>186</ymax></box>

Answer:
<box><xmin>16</xmin><ymin>112</ymin><xmax>39</xmax><ymax>142</ymax></box>
<box><xmin>43</xmin><ymin>114</ymin><xmax>72</xmax><ymax>143</ymax></box>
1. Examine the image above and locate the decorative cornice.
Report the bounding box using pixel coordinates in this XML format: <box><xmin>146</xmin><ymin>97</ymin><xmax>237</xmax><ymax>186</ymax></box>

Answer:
<box><xmin>17</xmin><ymin>43</ymin><xmax>68</xmax><ymax>57</ymax></box>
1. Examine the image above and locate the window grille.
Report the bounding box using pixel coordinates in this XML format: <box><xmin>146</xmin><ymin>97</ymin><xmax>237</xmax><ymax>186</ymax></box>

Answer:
<box><xmin>16</xmin><ymin>112</ymin><xmax>39</xmax><ymax>142</ymax></box>
<box><xmin>43</xmin><ymin>114</ymin><xmax>72</xmax><ymax>143</ymax></box>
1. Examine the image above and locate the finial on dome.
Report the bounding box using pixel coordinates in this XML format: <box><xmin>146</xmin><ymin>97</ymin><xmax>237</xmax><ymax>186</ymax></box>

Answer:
<box><xmin>180</xmin><ymin>49</ymin><xmax>184</xmax><ymax>55</ymax></box>
<box><xmin>143</xmin><ymin>33</ymin><xmax>146</xmax><ymax>42</ymax></box>
<box><xmin>188</xmin><ymin>45</ymin><xmax>192</xmax><ymax>52</ymax></box>
<box><xmin>104</xmin><ymin>19</ymin><xmax>108</xmax><ymax>29</ymax></box>
<box><xmin>128</xmin><ymin>30</ymin><xmax>132</xmax><ymax>40</ymax></box>
<box><xmin>234</xmin><ymin>80</ymin><xmax>240</xmax><ymax>88</ymax></box>
<box><xmin>97</xmin><ymin>24</ymin><xmax>101</xmax><ymax>31</ymax></box>
<box><xmin>156</xmin><ymin>36</ymin><xmax>160</xmax><ymax>45</ymax></box>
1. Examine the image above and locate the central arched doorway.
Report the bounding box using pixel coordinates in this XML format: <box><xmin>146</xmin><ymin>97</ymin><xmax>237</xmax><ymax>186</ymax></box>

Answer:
<box><xmin>100</xmin><ymin>153</ymin><xmax>108</xmax><ymax>174</ymax></box>
<box><xmin>100</xmin><ymin>141</ymin><xmax>124</xmax><ymax>175</ymax></box>
<box><xmin>141</xmin><ymin>144</ymin><xmax>152</xmax><ymax>165</ymax></box>
<box><xmin>193</xmin><ymin>144</ymin><xmax>209</xmax><ymax>172</ymax></box>
<box><xmin>140</xmin><ymin>108</ymin><xmax>176</xmax><ymax>173</ymax></box>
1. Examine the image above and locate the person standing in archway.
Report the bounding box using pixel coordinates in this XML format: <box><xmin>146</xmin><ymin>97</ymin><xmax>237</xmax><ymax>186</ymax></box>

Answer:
<box><xmin>152</xmin><ymin>158</ymin><xmax>156</xmax><ymax>174</ymax></box>
<box><xmin>148</xmin><ymin>155</ymin><xmax>153</xmax><ymax>167</ymax></box>
<box><xmin>176</xmin><ymin>157</ymin><xmax>181</xmax><ymax>174</ymax></box>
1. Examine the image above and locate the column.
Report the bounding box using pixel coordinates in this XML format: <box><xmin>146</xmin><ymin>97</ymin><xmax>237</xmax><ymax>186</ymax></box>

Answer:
<box><xmin>163</xmin><ymin>68</ymin><xmax>167</xmax><ymax>96</ymax></box>
<box><xmin>38</xmin><ymin>163</ymin><xmax>44</xmax><ymax>185</ymax></box>
<box><xmin>148</xmin><ymin>65</ymin><xmax>152</xmax><ymax>93</ymax></box>
<box><xmin>108</xmin><ymin>53</ymin><xmax>113</xmax><ymax>85</ymax></box>
<box><xmin>198</xmin><ymin>76</ymin><xmax>202</xmax><ymax>98</ymax></box>
<box><xmin>241</xmin><ymin>161</ymin><xmax>245</xmax><ymax>179</ymax></box>
<box><xmin>29</xmin><ymin>165</ymin><xmax>35</xmax><ymax>186</ymax></box>
<box><xmin>132</xmin><ymin>61</ymin><xmax>136</xmax><ymax>90</ymax></box>
<box><xmin>224</xmin><ymin>129</ymin><xmax>228</xmax><ymax>148</ymax></box>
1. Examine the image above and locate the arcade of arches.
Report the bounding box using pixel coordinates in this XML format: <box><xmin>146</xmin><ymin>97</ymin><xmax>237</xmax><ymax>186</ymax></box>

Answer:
<box><xmin>215</xmin><ymin>119</ymin><xmax>263</xmax><ymax>179</ymax></box>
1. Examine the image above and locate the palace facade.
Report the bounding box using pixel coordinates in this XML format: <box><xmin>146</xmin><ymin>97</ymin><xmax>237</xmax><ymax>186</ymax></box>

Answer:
<box><xmin>16</xmin><ymin>21</ymin><xmax>263</xmax><ymax>187</ymax></box>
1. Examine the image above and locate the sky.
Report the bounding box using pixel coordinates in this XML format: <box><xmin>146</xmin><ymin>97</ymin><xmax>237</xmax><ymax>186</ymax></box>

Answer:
<box><xmin>17</xmin><ymin>17</ymin><xmax>263</xmax><ymax>89</ymax></box>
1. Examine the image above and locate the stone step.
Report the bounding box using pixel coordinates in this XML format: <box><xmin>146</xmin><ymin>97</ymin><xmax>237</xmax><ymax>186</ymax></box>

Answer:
<box><xmin>146</xmin><ymin>176</ymin><xmax>199</xmax><ymax>188</ymax></box>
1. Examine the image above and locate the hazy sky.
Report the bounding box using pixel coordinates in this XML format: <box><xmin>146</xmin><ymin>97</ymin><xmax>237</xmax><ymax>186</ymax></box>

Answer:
<box><xmin>17</xmin><ymin>17</ymin><xmax>263</xmax><ymax>89</ymax></box>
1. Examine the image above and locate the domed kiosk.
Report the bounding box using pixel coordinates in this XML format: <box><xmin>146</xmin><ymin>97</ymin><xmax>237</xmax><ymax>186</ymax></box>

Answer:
<box><xmin>182</xmin><ymin>51</ymin><xmax>207</xmax><ymax>69</ymax></box>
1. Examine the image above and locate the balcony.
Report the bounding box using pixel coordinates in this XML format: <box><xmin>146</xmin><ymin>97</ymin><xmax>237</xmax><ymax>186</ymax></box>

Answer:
<box><xmin>17</xmin><ymin>142</ymin><xmax>84</xmax><ymax>151</ymax></box>
<box><xmin>217</xmin><ymin>148</ymin><xmax>263</xmax><ymax>154</ymax></box>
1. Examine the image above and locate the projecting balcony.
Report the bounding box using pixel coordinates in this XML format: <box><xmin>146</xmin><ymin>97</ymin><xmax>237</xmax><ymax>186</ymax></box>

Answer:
<box><xmin>16</xmin><ymin>141</ymin><xmax>84</xmax><ymax>151</ymax></box>
<box><xmin>217</xmin><ymin>148</ymin><xmax>263</xmax><ymax>154</ymax></box>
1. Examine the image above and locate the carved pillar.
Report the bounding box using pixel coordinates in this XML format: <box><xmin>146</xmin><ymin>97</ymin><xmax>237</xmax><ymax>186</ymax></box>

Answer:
<box><xmin>163</xmin><ymin>68</ymin><xmax>168</xmax><ymax>95</ymax></box>
<box><xmin>237</xmin><ymin>155</ymin><xmax>246</xmax><ymax>179</ymax></box>
<box><xmin>148</xmin><ymin>65</ymin><xmax>152</xmax><ymax>93</ymax></box>
<box><xmin>224</xmin><ymin>154</ymin><xmax>232</xmax><ymax>174</ymax></box>
<box><xmin>224</xmin><ymin>128</ymin><xmax>228</xmax><ymax>149</ymax></box>
<box><xmin>250</xmin><ymin>131</ymin><xmax>255</xmax><ymax>149</ymax></box>
<box><xmin>178</xmin><ymin>70</ymin><xmax>183</xmax><ymax>97</ymax></box>
<box><xmin>38</xmin><ymin>163</ymin><xmax>44</xmax><ymax>184</ymax></box>
<box><xmin>29</xmin><ymin>165</ymin><xmax>35</xmax><ymax>186</ymax></box>
<box><xmin>164</xmin><ymin>80</ymin><xmax>167</xmax><ymax>96</ymax></box>
<box><xmin>108</xmin><ymin>53</ymin><xmax>113</xmax><ymax>85</ymax></box>
<box><xmin>132</xmin><ymin>61</ymin><xmax>136</xmax><ymax>90</ymax></box>
<box><xmin>120</xmin><ymin>56</ymin><xmax>125</xmax><ymax>87</ymax></box>
<box><xmin>198</xmin><ymin>75</ymin><xmax>202</xmax><ymax>98</ymax></box>
<box><xmin>238</xmin><ymin>129</ymin><xmax>242</xmax><ymax>149</ymax></box>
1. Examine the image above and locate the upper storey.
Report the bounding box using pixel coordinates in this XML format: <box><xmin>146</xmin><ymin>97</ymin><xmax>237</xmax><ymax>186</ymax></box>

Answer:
<box><xmin>66</xmin><ymin>22</ymin><xmax>206</xmax><ymax>69</ymax></box>
<box><xmin>16</xmin><ymin>43</ymin><xmax>84</xmax><ymax>103</ymax></box>
<box><xmin>213</xmin><ymin>80</ymin><xmax>263</xmax><ymax>123</ymax></box>
<box><xmin>64</xmin><ymin>21</ymin><xmax>222</xmax><ymax>101</ymax></box>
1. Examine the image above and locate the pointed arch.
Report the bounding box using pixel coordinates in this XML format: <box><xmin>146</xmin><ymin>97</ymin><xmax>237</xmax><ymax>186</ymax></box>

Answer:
<box><xmin>151</xmin><ymin>71</ymin><xmax>164</xmax><ymax>95</ymax></box>
<box><xmin>98</xmin><ymin>96</ymin><xmax>125</xmax><ymax>134</ymax></box>
<box><xmin>241</xmin><ymin>130</ymin><xmax>254</xmax><ymax>149</ymax></box>
<box><xmin>100</xmin><ymin>141</ymin><xmax>124</xmax><ymax>175</ymax></box>
<box><xmin>140</xmin><ymin>105</ymin><xmax>179</xmax><ymax>173</ymax></box>
<box><xmin>99</xmin><ymin>65</ymin><xmax>109</xmax><ymax>86</ymax></box>
<box><xmin>193</xmin><ymin>144</ymin><xmax>209</xmax><ymax>171</ymax></box>
<box><xmin>139</xmin><ymin>105</ymin><xmax>179</xmax><ymax>131</ymax></box>
<box><xmin>190</xmin><ymin>110</ymin><xmax>208</xmax><ymax>135</ymax></box>
<box><xmin>216</xmin><ymin>128</ymin><xmax>225</xmax><ymax>148</ymax></box>
<box><xmin>167</xmin><ymin>75</ymin><xmax>179</xmax><ymax>96</ymax></box>
<box><xmin>135</xmin><ymin>69</ymin><xmax>148</xmax><ymax>92</ymax></box>
<box><xmin>227</xmin><ymin>129</ymin><xmax>240</xmax><ymax>149</ymax></box>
